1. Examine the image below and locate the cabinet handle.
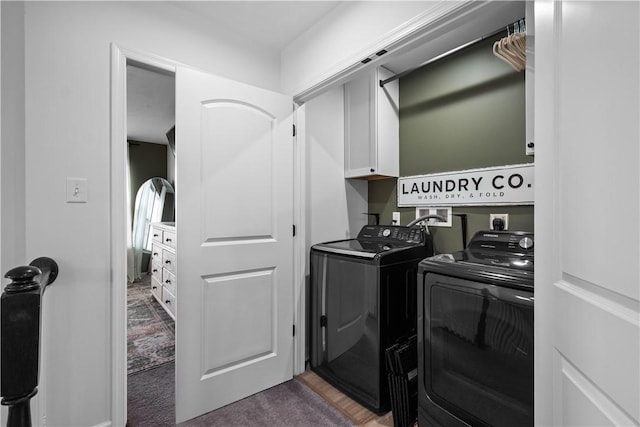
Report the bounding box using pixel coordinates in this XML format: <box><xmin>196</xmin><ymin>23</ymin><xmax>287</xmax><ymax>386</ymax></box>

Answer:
<box><xmin>152</xmin><ymin>286</ymin><xmax>157</xmax><ymax>289</ymax></box>
<box><xmin>152</xmin><ymin>269</ymin><xmax>158</xmax><ymax>273</ymax></box>
<box><xmin>165</xmin><ymin>280</ymin><xmax>171</xmax><ymax>285</ymax></box>
<box><xmin>370</xmin><ymin>168</ymin><xmax>375</xmax><ymax>173</ymax></box>
<box><xmin>165</xmin><ymin>300</ymin><xmax>171</xmax><ymax>305</ymax></box>
<box><xmin>153</xmin><ymin>252</ymin><xmax>159</xmax><ymax>257</ymax></box>
<box><xmin>153</xmin><ymin>233</ymin><xmax>159</xmax><ymax>238</ymax></box>
<box><xmin>165</xmin><ymin>260</ymin><xmax>171</xmax><ymax>265</ymax></box>
<box><xmin>165</xmin><ymin>238</ymin><xmax>172</xmax><ymax>242</ymax></box>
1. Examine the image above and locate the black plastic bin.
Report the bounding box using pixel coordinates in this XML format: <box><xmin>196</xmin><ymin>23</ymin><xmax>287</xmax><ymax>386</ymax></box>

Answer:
<box><xmin>385</xmin><ymin>335</ymin><xmax>418</xmax><ymax>427</ymax></box>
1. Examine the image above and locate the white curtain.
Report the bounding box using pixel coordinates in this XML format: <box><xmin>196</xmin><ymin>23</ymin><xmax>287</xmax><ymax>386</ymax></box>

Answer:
<box><xmin>128</xmin><ymin>177</ymin><xmax>174</xmax><ymax>282</ymax></box>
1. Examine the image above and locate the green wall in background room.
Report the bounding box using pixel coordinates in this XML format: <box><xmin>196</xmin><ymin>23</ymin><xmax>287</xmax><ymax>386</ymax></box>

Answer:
<box><xmin>369</xmin><ymin>33</ymin><xmax>534</xmax><ymax>254</ymax></box>
<box><xmin>128</xmin><ymin>140</ymin><xmax>168</xmax><ymax>220</ymax></box>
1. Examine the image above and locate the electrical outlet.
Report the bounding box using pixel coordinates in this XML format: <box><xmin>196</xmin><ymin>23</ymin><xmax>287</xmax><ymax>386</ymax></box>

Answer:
<box><xmin>489</xmin><ymin>213</ymin><xmax>509</xmax><ymax>231</ymax></box>
<box><xmin>392</xmin><ymin>212</ymin><xmax>401</xmax><ymax>225</ymax></box>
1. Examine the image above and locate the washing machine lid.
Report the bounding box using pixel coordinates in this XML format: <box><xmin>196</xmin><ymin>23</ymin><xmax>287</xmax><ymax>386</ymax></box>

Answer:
<box><xmin>312</xmin><ymin>225</ymin><xmax>428</xmax><ymax>259</ymax></box>
<box><xmin>312</xmin><ymin>239</ymin><xmax>414</xmax><ymax>259</ymax></box>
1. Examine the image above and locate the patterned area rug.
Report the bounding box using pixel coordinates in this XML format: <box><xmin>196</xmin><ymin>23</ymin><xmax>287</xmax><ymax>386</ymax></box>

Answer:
<box><xmin>128</xmin><ymin>275</ymin><xmax>175</xmax><ymax>375</ymax></box>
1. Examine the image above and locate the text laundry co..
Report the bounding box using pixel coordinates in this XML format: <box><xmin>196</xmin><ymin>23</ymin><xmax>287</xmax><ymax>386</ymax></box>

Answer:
<box><xmin>397</xmin><ymin>164</ymin><xmax>534</xmax><ymax>207</ymax></box>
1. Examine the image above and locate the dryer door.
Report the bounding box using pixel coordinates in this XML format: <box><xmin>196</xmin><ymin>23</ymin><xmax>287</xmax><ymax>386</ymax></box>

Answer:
<box><xmin>422</xmin><ymin>273</ymin><xmax>534</xmax><ymax>427</ymax></box>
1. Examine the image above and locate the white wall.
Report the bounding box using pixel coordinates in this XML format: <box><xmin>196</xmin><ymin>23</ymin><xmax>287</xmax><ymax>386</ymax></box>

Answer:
<box><xmin>304</xmin><ymin>85</ymin><xmax>367</xmax><ymax>253</ymax></box>
<box><xmin>21</xmin><ymin>2</ymin><xmax>280</xmax><ymax>425</ymax></box>
<box><xmin>1</xmin><ymin>4</ymin><xmax>26</xmax><ymax>423</ymax></box>
<box><xmin>281</xmin><ymin>1</ymin><xmax>438</xmax><ymax>96</ymax></box>
<box><xmin>1</xmin><ymin>1</ymin><xmax>26</xmax><ymax>281</ymax></box>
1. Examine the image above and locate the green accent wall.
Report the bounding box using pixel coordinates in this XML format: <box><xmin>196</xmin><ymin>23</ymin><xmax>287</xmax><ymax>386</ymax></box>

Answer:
<box><xmin>369</xmin><ymin>34</ymin><xmax>534</xmax><ymax>254</ymax></box>
<box><xmin>128</xmin><ymin>140</ymin><xmax>168</xmax><ymax>220</ymax></box>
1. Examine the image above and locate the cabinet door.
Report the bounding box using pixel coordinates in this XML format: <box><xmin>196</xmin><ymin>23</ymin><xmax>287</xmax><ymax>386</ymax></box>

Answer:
<box><xmin>345</xmin><ymin>70</ymin><xmax>375</xmax><ymax>177</ymax></box>
<box><xmin>375</xmin><ymin>67</ymin><xmax>399</xmax><ymax>177</ymax></box>
<box><xmin>344</xmin><ymin>67</ymin><xmax>399</xmax><ymax>179</ymax></box>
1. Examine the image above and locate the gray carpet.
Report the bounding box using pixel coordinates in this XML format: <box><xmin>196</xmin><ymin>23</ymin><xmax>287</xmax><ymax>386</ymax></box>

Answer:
<box><xmin>127</xmin><ymin>361</ymin><xmax>353</xmax><ymax>427</ymax></box>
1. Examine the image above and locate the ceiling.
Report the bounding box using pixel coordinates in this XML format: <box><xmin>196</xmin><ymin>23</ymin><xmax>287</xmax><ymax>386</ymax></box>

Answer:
<box><xmin>127</xmin><ymin>66</ymin><xmax>176</xmax><ymax>145</ymax></box>
<box><xmin>127</xmin><ymin>1</ymin><xmax>342</xmax><ymax>145</ymax></box>
<box><xmin>168</xmin><ymin>1</ymin><xmax>342</xmax><ymax>51</ymax></box>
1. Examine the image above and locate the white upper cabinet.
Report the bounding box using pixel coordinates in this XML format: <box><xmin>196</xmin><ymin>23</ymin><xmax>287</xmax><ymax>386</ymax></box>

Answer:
<box><xmin>344</xmin><ymin>67</ymin><xmax>399</xmax><ymax>179</ymax></box>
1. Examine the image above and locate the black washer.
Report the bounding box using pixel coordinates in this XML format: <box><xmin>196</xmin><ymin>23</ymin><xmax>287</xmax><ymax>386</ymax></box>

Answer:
<box><xmin>310</xmin><ymin>225</ymin><xmax>434</xmax><ymax>414</ymax></box>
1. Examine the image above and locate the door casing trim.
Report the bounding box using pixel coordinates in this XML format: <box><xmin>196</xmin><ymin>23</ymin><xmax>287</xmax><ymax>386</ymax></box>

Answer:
<box><xmin>110</xmin><ymin>44</ymin><xmax>179</xmax><ymax>426</ymax></box>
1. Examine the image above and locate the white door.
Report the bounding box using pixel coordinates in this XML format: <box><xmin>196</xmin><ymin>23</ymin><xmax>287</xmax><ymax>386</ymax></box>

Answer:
<box><xmin>535</xmin><ymin>1</ymin><xmax>639</xmax><ymax>426</ymax></box>
<box><xmin>175</xmin><ymin>67</ymin><xmax>294</xmax><ymax>423</ymax></box>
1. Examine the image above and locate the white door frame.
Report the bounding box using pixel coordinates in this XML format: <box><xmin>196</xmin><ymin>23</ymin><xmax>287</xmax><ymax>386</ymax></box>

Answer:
<box><xmin>292</xmin><ymin>104</ymin><xmax>307</xmax><ymax>376</ymax></box>
<box><xmin>109</xmin><ymin>44</ymin><xmax>178</xmax><ymax>426</ymax></box>
<box><xmin>110</xmin><ymin>45</ymin><xmax>308</xmax><ymax>424</ymax></box>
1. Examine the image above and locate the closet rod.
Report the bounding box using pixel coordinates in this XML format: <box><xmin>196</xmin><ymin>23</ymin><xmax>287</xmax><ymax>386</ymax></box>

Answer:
<box><xmin>379</xmin><ymin>25</ymin><xmax>512</xmax><ymax>88</ymax></box>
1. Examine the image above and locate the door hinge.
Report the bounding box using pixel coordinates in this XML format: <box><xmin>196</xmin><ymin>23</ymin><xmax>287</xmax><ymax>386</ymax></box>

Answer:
<box><xmin>293</xmin><ymin>224</ymin><xmax>296</xmax><ymax>237</ymax></box>
<box><xmin>293</xmin><ymin>324</ymin><xmax>296</xmax><ymax>336</ymax></box>
<box><xmin>320</xmin><ymin>315</ymin><xmax>327</xmax><ymax>328</ymax></box>
<box><xmin>293</xmin><ymin>124</ymin><xmax>296</xmax><ymax>137</ymax></box>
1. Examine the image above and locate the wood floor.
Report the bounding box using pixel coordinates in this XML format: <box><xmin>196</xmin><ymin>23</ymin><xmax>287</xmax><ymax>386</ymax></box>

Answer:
<box><xmin>297</xmin><ymin>369</ymin><xmax>395</xmax><ymax>426</ymax></box>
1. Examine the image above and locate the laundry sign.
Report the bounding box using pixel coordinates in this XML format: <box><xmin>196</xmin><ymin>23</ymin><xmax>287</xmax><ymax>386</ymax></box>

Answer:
<box><xmin>397</xmin><ymin>163</ymin><xmax>534</xmax><ymax>207</ymax></box>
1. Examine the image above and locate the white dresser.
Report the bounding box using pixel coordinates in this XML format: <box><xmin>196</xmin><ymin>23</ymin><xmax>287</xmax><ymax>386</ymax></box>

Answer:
<box><xmin>150</xmin><ymin>222</ymin><xmax>176</xmax><ymax>320</ymax></box>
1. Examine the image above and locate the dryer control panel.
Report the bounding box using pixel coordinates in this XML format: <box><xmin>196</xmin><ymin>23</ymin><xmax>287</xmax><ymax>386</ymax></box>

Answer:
<box><xmin>357</xmin><ymin>225</ymin><xmax>426</xmax><ymax>245</ymax></box>
<box><xmin>468</xmin><ymin>230</ymin><xmax>534</xmax><ymax>254</ymax></box>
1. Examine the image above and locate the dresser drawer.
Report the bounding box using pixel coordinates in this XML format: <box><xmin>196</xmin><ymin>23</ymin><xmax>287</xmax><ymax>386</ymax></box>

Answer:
<box><xmin>151</xmin><ymin>244</ymin><xmax>163</xmax><ymax>263</ymax></box>
<box><xmin>163</xmin><ymin>230</ymin><xmax>176</xmax><ymax>250</ymax></box>
<box><xmin>162</xmin><ymin>268</ymin><xmax>177</xmax><ymax>295</ymax></box>
<box><xmin>151</xmin><ymin>258</ymin><xmax>163</xmax><ymax>282</ymax></box>
<box><xmin>151</xmin><ymin>227</ymin><xmax>163</xmax><ymax>245</ymax></box>
<box><xmin>162</xmin><ymin>287</ymin><xmax>176</xmax><ymax>318</ymax></box>
<box><xmin>151</xmin><ymin>276</ymin><xmax>162</xmax><ymax>301</ymax></box>
<box><xmin>162</xmin><ymin>250</ymin><xmax>176</xmax><ymax>274</ymax></box>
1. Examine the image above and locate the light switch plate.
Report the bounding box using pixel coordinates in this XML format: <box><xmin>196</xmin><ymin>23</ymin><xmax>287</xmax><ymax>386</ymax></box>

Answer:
<box><xmin>66</xmin><ymin>177</ymin><xmax>88</xmax><ymax>203</ymax></box>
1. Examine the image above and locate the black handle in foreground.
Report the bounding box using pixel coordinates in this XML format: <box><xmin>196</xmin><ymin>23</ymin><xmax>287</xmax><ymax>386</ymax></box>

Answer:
<box><xmin>1</xmin><ymin>257</ymin><xmax>58</xmax><ymax>427</ymax></box>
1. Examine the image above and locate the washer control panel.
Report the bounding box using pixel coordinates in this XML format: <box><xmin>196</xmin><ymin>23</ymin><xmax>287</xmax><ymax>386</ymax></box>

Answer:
<box><xmin>357</xmin><ymin>225</ymin><xmax>425</xmax><ymax>244</ymax></box>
